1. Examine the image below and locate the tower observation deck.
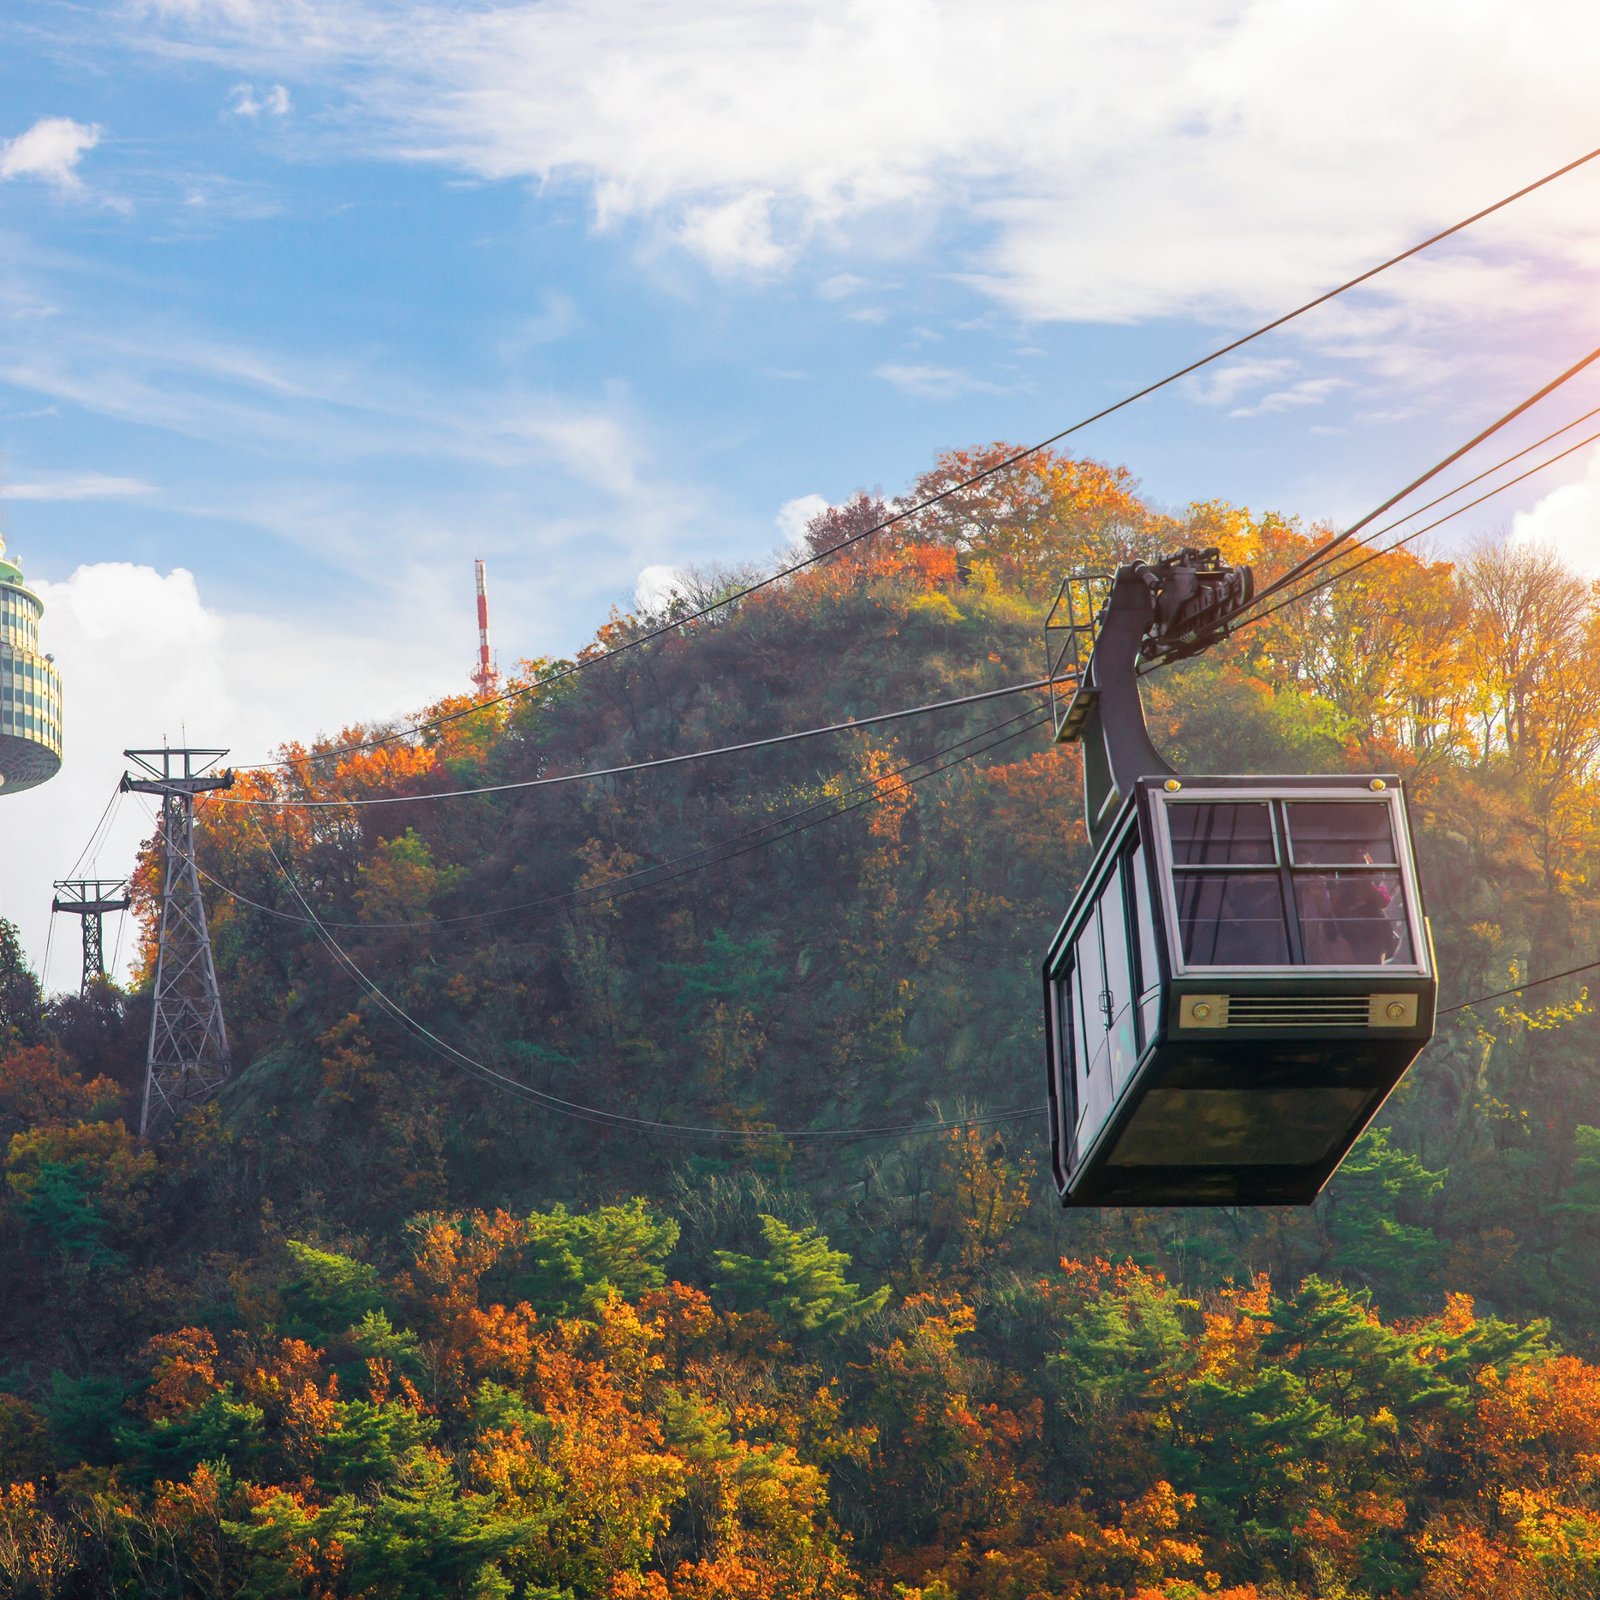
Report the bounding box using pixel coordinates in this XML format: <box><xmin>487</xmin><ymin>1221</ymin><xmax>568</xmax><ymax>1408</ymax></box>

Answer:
<box><xmin>0</xmin><ymin>536</ymin><xmax>62</xmax><ymax>795</ymax></box>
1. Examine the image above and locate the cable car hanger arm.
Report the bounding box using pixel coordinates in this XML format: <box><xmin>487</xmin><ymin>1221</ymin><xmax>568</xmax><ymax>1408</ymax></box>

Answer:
<box><xmin>1059</xmin><ymin>548</ymin><xmax>1255</xmax><ymax>843</ymax></box>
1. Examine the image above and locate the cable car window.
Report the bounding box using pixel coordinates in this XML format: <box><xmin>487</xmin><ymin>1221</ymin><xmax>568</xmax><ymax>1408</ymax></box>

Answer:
<box><xmin>1174</xmin><ymin>872</ymin><xmax>1291</xmax><ymax>965</ymax></box>
<box><xmin>1052</xmin><ymin>975</ymin><xmax>1079</xmax><ymax>1139</ymax></box>
<box><xmin>1294</xmin><ymin>871</ymin><xmax>1412</xmax><ymax>965</ymax></box>
<box><xmin>1129</xmin><ymin>842</ymin><xmax>1163</xmax><ymax>1047</ymax></box>
<box><xmin>1062</xmin><ymin>970</ymin><xmax>1089</xmax><ymax>1135</ymax></box>
<box><xmin>1100</xmin><ymin>865</ymin><xmax>1133</xmax><ymax>1025</ymax></box>
<box><xmin>1075</xmin><ymin>902</ymin><xmax>1123</xmax><ymax>1138</ymax></box>
<box><xmin>1286</xmin><ymin>802</ymin><xmax>1399</xmax><ymax>865</ymax></box>
<box><xmin>1098</xmin><ymin>861</ymin><xmax>1137</xmax><ymax>1094</ymax></box>
<box><xmin>1073</xmin><ymin>920</ymin><xmax>1104</xmax><ymax>1127</ymax></box>
<box><xmin>1167</xmin><ymin>802</ymin><xmax>1277</xmax><ymax>865</ymax></box>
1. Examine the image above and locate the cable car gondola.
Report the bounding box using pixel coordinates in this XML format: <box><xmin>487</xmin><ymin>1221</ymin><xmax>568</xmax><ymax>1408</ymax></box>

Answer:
<box><xmin>1042</xmin><ymin>551</ymin><xmax>1436</xmax><ymax>1207</ymax></box>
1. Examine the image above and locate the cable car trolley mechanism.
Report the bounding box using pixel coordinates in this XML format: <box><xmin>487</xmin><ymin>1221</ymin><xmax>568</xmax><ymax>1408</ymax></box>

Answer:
<box><xmin>1042</xmin><ymin>550</ymin><xmax>1436</xmax><ymax>1207</ymax></box>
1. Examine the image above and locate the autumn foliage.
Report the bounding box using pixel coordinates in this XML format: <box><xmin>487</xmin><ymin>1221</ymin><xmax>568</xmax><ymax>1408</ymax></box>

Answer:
<box><xmin>3</xmin><ymin>443</ymin><xmax>1600</xmax><ymax>1596</ymax></box>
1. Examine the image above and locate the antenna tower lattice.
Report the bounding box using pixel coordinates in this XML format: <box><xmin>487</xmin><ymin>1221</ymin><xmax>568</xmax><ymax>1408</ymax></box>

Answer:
<box><xmin>51</xmin><ymin>878</ymin><xmax>131</xmax><ymax>996</ymax></box>
<box><xmin>471</xmin><ymin>558</ymin><xmax>499</xmax><ymax>697</ymax></box>
<box><xmin>121</xmin><ymin>748</ymin><xmax>234</xmax><ymax>1137</ymax></box>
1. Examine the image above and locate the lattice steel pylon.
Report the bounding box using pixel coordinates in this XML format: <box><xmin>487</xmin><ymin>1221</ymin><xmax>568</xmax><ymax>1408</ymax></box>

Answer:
<box><xmin>121</xmin><ymin>748</ymin><xmax>235</xmax><ymax>1138</ymax></box>
<box><xmin>51</xmin><ymin>878</ymin><xmax>132</xmax><ymax>996</ymax></box>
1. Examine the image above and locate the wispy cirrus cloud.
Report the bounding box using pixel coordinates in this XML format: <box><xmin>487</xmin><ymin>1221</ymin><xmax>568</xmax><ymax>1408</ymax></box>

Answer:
<box><xmin>1186</xmin><ymin>358</ymin><xmax>1299</xmax><ymax>410</ymax></box>
<box><xmin>874</xmin><ymin>363</ymin><xmax>1002</xmax><ymax>400</ymax></box>
<box><xmin>1227</xmin><ymin>376</ymin><xmax>1350</xmax><ymax>420</ymax></box>
<box><xmin>0</xmin><ymin>270</ymin><xmax>708</xmax><ymax>611</ymax></box>
<box><xmin>1185</xmin><ymin>358</ymin><xmax>1352</xmax><ymax>421</ymax></box>
<box><xmin>118</xmin><ymin>0</ymin><xmax>1600</xmax><ymax>350</ymax></box>
<box><xmin>0</xmin><ymin>471</ymin><xmax>156</xmax><ymax>500</ymax></box>
<box><xmin>0</xmin><ymin>315</ymin><xmax>642</xmax><ymax>487</ymax></box>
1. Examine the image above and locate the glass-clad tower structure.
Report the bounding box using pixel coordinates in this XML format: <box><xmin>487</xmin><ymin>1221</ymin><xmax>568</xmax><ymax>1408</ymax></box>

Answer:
<box><xmin>0</xmin><ymin>536</ymin><xmax>62</xmax><ymax>794</ymax></box>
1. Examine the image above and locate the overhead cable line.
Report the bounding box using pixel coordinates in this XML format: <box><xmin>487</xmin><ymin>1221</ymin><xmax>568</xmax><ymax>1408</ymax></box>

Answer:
<box><xmin>214</xmin><ymin>676</ymin><xmax>1060</xmax><ymax>809</ymax></box>
<box><xmin>1137</xmin><ymin>401</ymin><xmax>1600</xmax><ymax>679</ymax></box>
<box><xmin>46</xmin><ymin>783</ymin><xmax>128</xmax><ymax>995</ymax></box>
<box><xmin>110</xmin><ymin>899</ymin><xmax>128</xmax><ymax>983</ymax></box>
<box><xmin>255</xmin><ymin>827</ymin><xmax>1045</xmax><ymax>1142</ymax></box>
<box><xmin>1251</xmin><ymin>394</ymin><xmax>1600</xmax><ymax>597</ymax></box>
<box><xmin>1191</xmin><ymin>341</ymin><xmax>1600</xmax><ymax>644</ymax></box>
<box><xmin>477</xmin><ymin>712</ymin><xmax>1053</xmax><ymax>956</ymax></box>
<box><xmin>63</xmin><ymin>784</ymin><xmax>123</xmax><ymax>882</ymax></box>
<box><xmin>1316</xmin><ymin>394</ymin><xmax>1600</xmax><ymax>547</ymax></box>
<box><xmin>1440</xmin><ymin>962</ymin><xmax>1599</xmax><ymax>1016</ymax></box>
<box><xmin>232</xmin><ymin>143</ymin><xmax>1600</xmax><ymax>778</ymax></box>
<box><xmin>250</xmin><ymin>799</ymin><xmax>1597</xmax><ymax>1135</ymax></box>
<box><xmin>183</xmin><ymin>708</ymin><xmax>1048</xmax><ymax>930</ymax></box>
<box><xmin>1220</xmin><ymin>418</ymin><xmax>1600</xmax><ymax>643</ymax></box>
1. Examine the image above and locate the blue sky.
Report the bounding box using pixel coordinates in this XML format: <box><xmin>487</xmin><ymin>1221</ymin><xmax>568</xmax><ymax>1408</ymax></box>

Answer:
<box><xmin>4</xmin><ymin>0</ymin><xmax>1600</xmax><ymax>981</ymax></box>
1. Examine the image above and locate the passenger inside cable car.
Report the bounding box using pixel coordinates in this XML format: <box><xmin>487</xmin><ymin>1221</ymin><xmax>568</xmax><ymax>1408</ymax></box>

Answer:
<box><xmin>1167</xmin><ymin>799</ymin><xmax>1414</xmax><ymax>969</ymax></box>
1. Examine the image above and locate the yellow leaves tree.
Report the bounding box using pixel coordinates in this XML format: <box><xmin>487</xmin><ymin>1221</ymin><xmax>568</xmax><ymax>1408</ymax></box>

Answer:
<box><xmin>897</xmin><ymin>444</ymin><xmax>1155</xmax><ymax>593</ymax></box>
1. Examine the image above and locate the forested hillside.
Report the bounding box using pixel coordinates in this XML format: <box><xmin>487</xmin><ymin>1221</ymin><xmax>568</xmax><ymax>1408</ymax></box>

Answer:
<box><xmin>3</xmin><ymin>444</ymin><xmax>1600</xmax><ymax>1598</ymax></box>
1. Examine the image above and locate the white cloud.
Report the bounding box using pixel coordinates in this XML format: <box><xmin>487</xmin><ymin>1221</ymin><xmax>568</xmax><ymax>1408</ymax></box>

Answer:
<box><xmin>1</xmin><ymin>472</ymin><xmax>156</xmax><ymax>501</ymax></box>
<box><xmin>0</xmin><ymin>117</ymin><xmax>102</xmax><ymax>192</ymax></box>
<box><xmin>634</xmin><ymin>494</ymin><xmax>829</xmax><ymax>604</ymax></box>
<box><xmin>676</xmin><ymin>192</ymin><xmax>789</xmax><ymax>274</ymax></box>
<box><xmin>0</xmin><ymin>283</ymin><xmax>716</xmax><ymax>707</ymax></box>
<box><xmin>0</xmin><ymin>318</ymin><xmax>648</xmax><ymax>491</ymax></box>
<box><xmin>1510</xmin><ymin>447</ymin><xmax>1600</xmax><ymax>577</ymax></box>
<box><xmin>1183</xmin><ymin>358</ymin><xmax>1350</xmax><ymax>420</ymax></box>
<box><xmin>118</xmin><ymin>0</ymin><xmax>1600</xmax><ymax>338</ymax></box>
<box><xmin>1228</xmin><ymin>376</ymin><xmax>1350</xmax><ymax>420</ymax></box>
<box><xmin>498</xmin><ymin>291</ymin><xmax>579</xmax><ymax>356</ymax></box>
<box><xmin>873</xmin><ymin>363</ymin><xmax>1000</xmax><ymax>400</ymax></box>
<box><xmin>819</xmin><ymin>273</ymin><xmax>869</xmax><ymax>300</ymax></box>
<box><xmin>1187</xmin><ymin>358</ymin><xmax>1298</xmax><ymax>409</ymax></box>
<box><xmin>774</xmin><ymin>492</ymin><xmax>828</xmax><ymax>552</ymax></box>
<box><xmin>634</xmin><ymin>562</ymin><xmax>683</xmax><ymax>612</ymax></box>
<box><xmin>228</xmin><ymin>81</ymin><xmax>292</xmax><ymax>115</ymax></box>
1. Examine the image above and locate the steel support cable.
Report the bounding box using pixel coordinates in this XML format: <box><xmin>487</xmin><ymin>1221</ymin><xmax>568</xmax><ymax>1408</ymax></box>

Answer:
<box><xmin>201</xmin><ymin>802</ymin><xmax>1600</xmax><ymax>1054</ymax></box>
<box><xmin>473</xmin><ymin>713</ymin><xmax>1053</xmax><ymax>957</ymax></box>
<box><xmin>228</xmin><ymin>144</ymin><xmax>1600</xmax><ymax>779</ymax></box>
<box><xmin>182</xmin><ymin>707</ymin><xmax>1048</xmax><ymax>930</ymax></box>
<box><xmin>110</xmin><ymin>899</ymin><xmax>128</xmax><ymax>983</ymax></box>
<box><xmin>1227</xmin><ymin>348</ymin><xmax>1600</xmax><ymax>627</ymax></box>
<box><xmin>48</xmin><ymin>783</ymin><xmax>128</xmax><ymax>995</ymax></box>
<box><xmin>63</xmin><ymin>784</ymin><xmax>123</xmax><ymax>881</ymax></box>
<box><xmin>164</xmin><ymin>781</ymin><xmax>1600</xmax><ymax>1120</ymax></box>
<box><xmin>1440</xmin><ymin>962</ymin><xmax>1600</xmax><ymax>1015</ymax></box>
<box><xmin>86</xmin><ymin>788</ymin><xmax>125</xmax><ymax>878</ymax></box>
<box><xmin>1246</xmin><ymin>394</ymin><xmax>1600</xmax><ymax>596</ymax></box>
<box><xmin>178</xmin><ymin>718</ymin><xmax>1047</xmax><ymax>985</ymax></box>
<box><xmin>254</xmin><ymin>827</ymin><xmax>1045</xmax><ymax>1142</ymax></box>
<box><xmin>1137</xmin><ymin>409</ymin><xmax>1600</xmax><ymax>679</ymax></box>
<box><xmin>1214</xmin><ymin>420</ymin><xmax>1600</xmax><ymax>644</ymax></box>
<box><xmin>211</xmin><ymin>676</ymin><xmax>1062</xmax><ymax>809</ymax></box>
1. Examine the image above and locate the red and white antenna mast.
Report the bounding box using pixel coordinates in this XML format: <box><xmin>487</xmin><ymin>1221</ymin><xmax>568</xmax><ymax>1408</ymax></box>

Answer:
<box><xmin>471</xmin><ymin>558</ymin><xmax>499</xmax><ymax>697</ymax></box>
